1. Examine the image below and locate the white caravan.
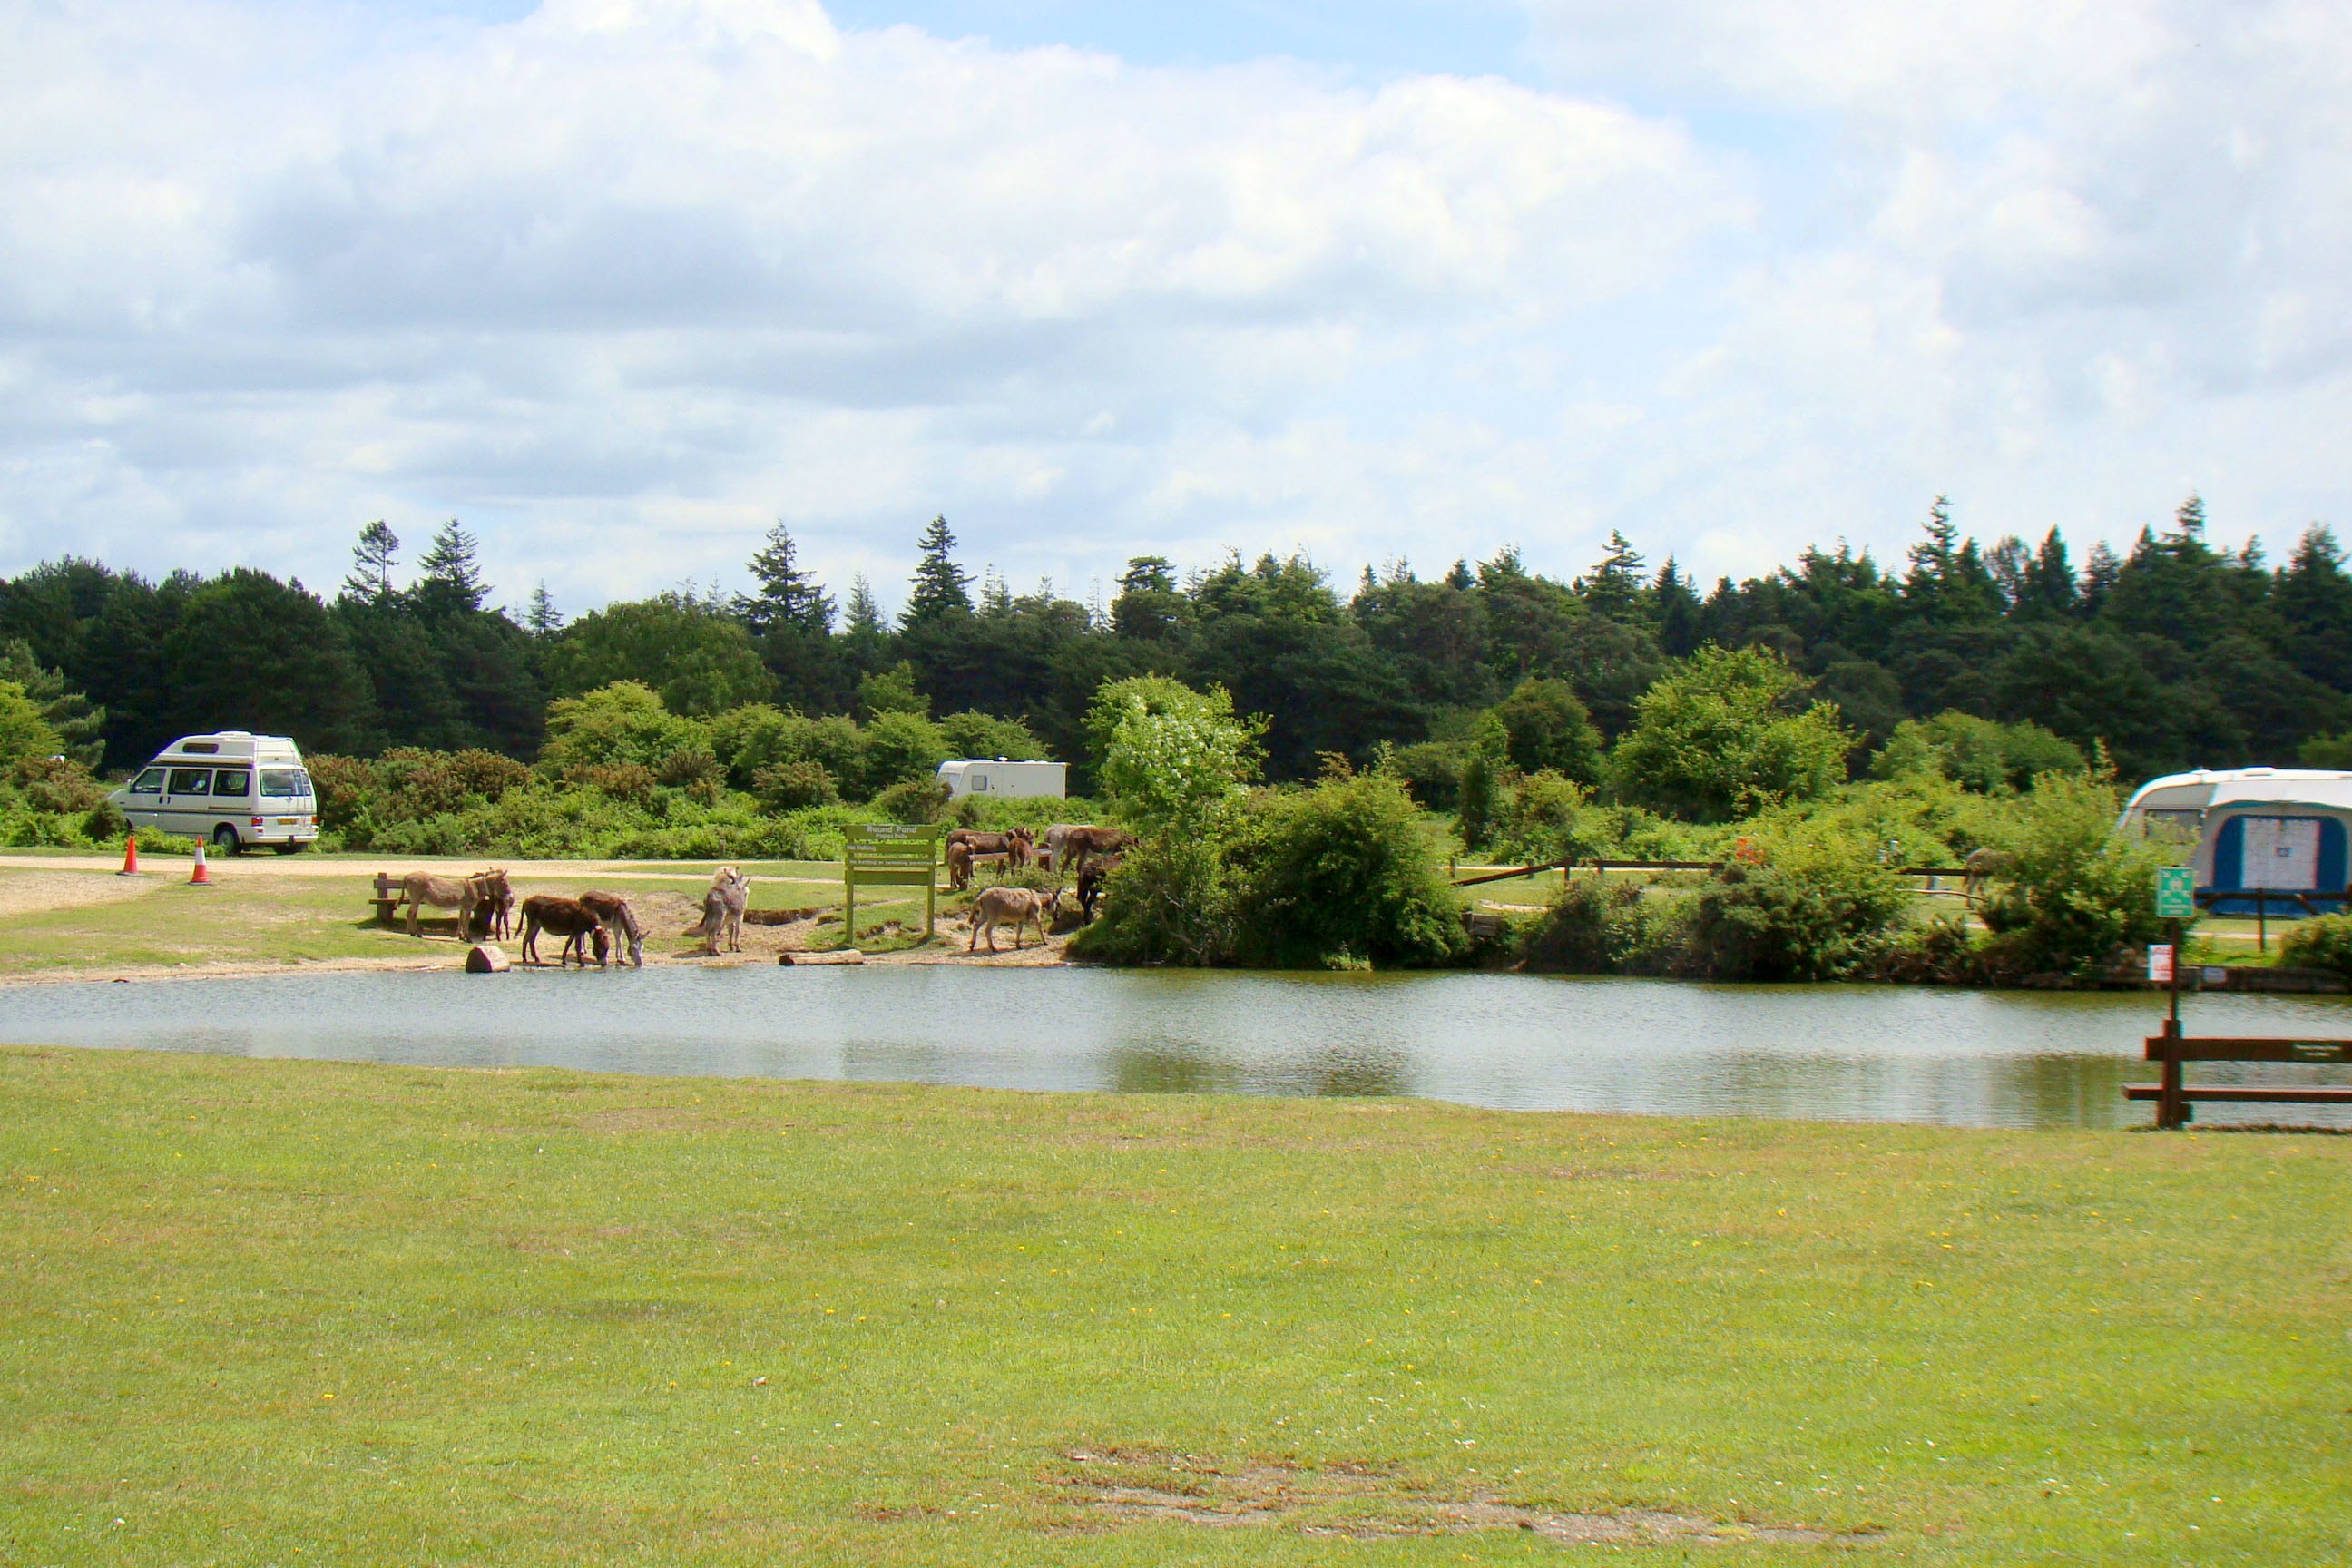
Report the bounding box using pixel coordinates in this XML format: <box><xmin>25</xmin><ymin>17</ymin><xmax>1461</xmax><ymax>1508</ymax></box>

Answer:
<box><xmin>935</xmin><ymin>759</ymin><xmax>1067</xmax><ymax>799</ymax></box>
<box><xmin>2120</xmin><ymin>766</ymin><xmax>2352</xmax><ymax>916</ymax></box>
<box><xmin>110</xmin><ymin>732</ymin><xmax>319</xmax><ymax>854</ymax></box>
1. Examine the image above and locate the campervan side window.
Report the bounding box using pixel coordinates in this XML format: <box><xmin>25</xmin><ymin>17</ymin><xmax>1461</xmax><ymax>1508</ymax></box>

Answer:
<box><xmin>129</xmin><ymin>769</ymin><xmax>163</xmax><ymax>794</ymax></box>
<box><xmin>166</xmin><ymin>768</ymin><xmax>212</xmax><ymax>796</ymax></box>
<box><xmin>212</xmin><ymin>769</ymin><xmax>252</xmax><ymax>799</ymax></box>
<box><xmin>260</xmin><ymin>768</ymin><xmax>309</xmax><ymax>799</ymax></box>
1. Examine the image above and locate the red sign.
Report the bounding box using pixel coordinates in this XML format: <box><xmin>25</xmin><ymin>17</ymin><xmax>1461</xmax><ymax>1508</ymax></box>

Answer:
<box><xmin>2147</xmin><ymin>944</ymin><xmax>2174</xmax><ymax>983</ymax></box>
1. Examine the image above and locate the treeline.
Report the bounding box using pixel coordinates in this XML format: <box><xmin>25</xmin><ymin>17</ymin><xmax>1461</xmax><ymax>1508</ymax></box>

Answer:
<box><xmin>5</xmin><ymin>495</ymin><xmax>2349</xmax><ymax>781</ymax></box>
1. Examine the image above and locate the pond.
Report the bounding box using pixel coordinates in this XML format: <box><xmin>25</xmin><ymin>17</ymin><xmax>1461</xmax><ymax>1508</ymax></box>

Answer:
<box><xmin>4</xmin><ymin>965</ymin><xmax>2348</xmax><ymax>1131</ymax></box>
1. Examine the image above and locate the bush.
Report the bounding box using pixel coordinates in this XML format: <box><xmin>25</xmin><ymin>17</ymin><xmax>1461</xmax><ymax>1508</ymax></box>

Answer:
<box><xmin>752</xmin><ymin>760</ymin><xmax>839</xmax><ymax>812</ymax></box>
<box><xmin>375</xmin><ymin>748</ymin><xmax>531</xmax><ymax>818</ymax></box>
<box><xmin>1490</xmin><ymin>771</ymin><xmax>1595</xmax><ymax>865</ymax></box>
<box><xmin>10</xmin><ymin>756</ymin><xmax>107</xmax><ymax>815</ymax></box>
<box><xmin>1387</xmin><ymin>740</ymin><xmax>1465</xmax><ymax>811</ymax></box>
<box><xmin>1228</xmin><ymin>774</ymin><xmax>1465</xmax><ymax>970</ymax></box>
<box><xmin>540</xmin><ymin>681</ymin><xmax>713</xmax><ymax>776</ymax></box>
<box><xmin>860</xmin><ymin>710</ymin><xmax>951</xmax><ymax>794</ymax></box>
<box><xmin>1065</xmin><ymin>832</ymin><xmax>1240</xmax><ymax>966</ymax></box>
<box><xmin>1975</xmin><ymin>772</ymin><xmax>2175</xmax><ymax>979</ymax></box>
<box><xmin>1607</xmin><ymin>645</ymin><xmax>1853</xmax><ymax>822</ymax></box>
<box><xmin>2281</xmin><ymin>914</ymin><xmax>2352</xmax><ymax>980</ymax></box>
<box><xmin>1491</xmin><ymin>679</ymin><xmax>1602</xmax><ymax>784</ymax></box>
<box><xmin>305</xmin><ymin>754</ymin><xmax>381</xmax><ymax>833</ymax></box>
<box><xmin>1681</xmin><ymin>844</ymin><xmax>1912</xmax><ymax>982</ymax></box>
<box><xmin>1870</xmin><ymin>711</ymin><xmax>2086</xmax><ymax>793</ymax></box>
<box><xmin>1092</xmin><ymin>678</ymin><xmax>1261</xmax><ymax>829</ymax></box>
<box><xmin>1520</xmin><ymin>876</ymin><xmax>1690</xmax><ymax>975</ymax></box>
<box><xmin>1456</xmin><ymin>750</ymin><xmax>1496</xmax><ymax>853</ymax></box>
<box><xmin>872</xmin><ymin>778</ymin><xmax>951</xmax><ymax>824</ymax></box>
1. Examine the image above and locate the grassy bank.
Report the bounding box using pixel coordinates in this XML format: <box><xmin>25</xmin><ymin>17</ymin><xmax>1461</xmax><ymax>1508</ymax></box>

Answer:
<box><xmin>4</xmin><ymin>1048</ymin><xmax>2346</xmax><ymax>1564</ymax></box>
<box><xmin>0</xmin><ymin>860</ymin><xmax>950</xmax><ymax>975</ymax></box>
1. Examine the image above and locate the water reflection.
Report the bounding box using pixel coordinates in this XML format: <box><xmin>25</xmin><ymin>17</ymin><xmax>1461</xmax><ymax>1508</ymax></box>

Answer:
<box><xmin>0</xmin><ymin>965</ymin><xmax>2345</xmax><ymax>1131</ymax></box>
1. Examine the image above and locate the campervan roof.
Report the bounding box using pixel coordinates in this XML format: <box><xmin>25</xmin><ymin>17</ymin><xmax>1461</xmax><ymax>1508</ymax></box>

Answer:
<box><xmin>2122</xmin><ymin>767</ymin><xmax>2352</xmax><ymax>818</ymax></box>
<box><xmin>152</xmin><ymin>731</ymin><xmax>302</xmax><ymax>763</ymax></box>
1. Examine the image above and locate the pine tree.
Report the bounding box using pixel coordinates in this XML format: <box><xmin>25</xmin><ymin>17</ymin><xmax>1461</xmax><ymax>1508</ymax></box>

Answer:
<box><xmin>0</xmin><ymin>640</ymin><xmax>105</xmax><ymax>768</ymax></box>
<box><xmin>1579</xmin><ymin>530</ymin><xmax>1648</xmax><ymax>622</ymax></box>
<box><xmin>901</xmin><ymin>514</ymin><xmax>974</xmax><ymax>628</ymax></box>
<box><xmin>341</xmin><ymin>521</ymin><xmax>401</xmax><ymax>604</ymax></box>
<box><xmin>524</xmin><ymin>583</ymin><xmax>564</xmax><ymax>636</ymax></box>
<box><xmin>735</xmin><ymin>521</ymin><xmax>834</xmax><ymax>636</ymax></box>
<box><xmin>413</xmin><ymin>520</ymin><xmax>488</xmax><ymax>618</ymax></box>
<box><xmin>839</xmin><ymin>573</ymin><xmax>892</xmax><ymax>675</ymax></box>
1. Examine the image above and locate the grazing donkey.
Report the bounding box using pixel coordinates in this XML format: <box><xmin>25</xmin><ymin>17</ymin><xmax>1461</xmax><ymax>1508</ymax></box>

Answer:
<box><xmin>946</xmin><ymin>840</ymin><xmax>975</xmax><ymax>891</ymax></box>
<box><xmin>966</xmin><ymin>885</ymin><xmax>1053</xmax><ymax>954</ymax></box>
<box><xmin>1962</xmin><ymin>847</ymin><xmax>2013</xmax><ymax>906</ymax></box>
<box><xmin>578</xmin><ymin>890</ymin><xmax>643</xmax><ymax>967</ymax></box>
<box><xmin>397</xmin><ymin>870</ymin><xmax>482</xmax><ymax>938</ymax></box>
<box><xmin>519</xmin><ymin>894</ymin><xmax>604</xmax><ymax>967</ymax></box>
<box><xmin>691</xmin><ymin>865</ymin><xmax>749</xmax><ymax>955</ymax></box>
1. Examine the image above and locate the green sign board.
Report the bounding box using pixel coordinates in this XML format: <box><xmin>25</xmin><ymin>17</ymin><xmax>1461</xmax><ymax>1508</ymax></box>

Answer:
<box><xmin>2154</xmin><ymin>866</ymin><xmax>2196</xmax><ymax>920</ymax></box>
<box><xmin>841</xmin><ymin>823</ymin><xmax>942</xmax><ymax>946</ymax></box>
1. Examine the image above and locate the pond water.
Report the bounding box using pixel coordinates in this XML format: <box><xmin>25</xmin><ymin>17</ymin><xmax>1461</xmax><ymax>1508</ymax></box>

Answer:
<box><xmin>5</xmin><ymin>965</ymin><xmax>2349</xmax><ymax>1131</ymax></box>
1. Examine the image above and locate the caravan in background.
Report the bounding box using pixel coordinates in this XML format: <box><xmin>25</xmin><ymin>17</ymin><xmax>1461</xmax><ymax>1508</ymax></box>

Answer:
<box><xmin>2121</xmin><ymin>767</ymin><xmax>2352</xmax><ymax>916</ymax></box>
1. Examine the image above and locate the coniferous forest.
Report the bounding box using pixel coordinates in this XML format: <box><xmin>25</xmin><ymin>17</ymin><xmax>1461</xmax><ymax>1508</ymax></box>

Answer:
<box><xmin>5</xmin><ymin>496</ymin><xmax>2350</xmax><ymax>786</ymax></box>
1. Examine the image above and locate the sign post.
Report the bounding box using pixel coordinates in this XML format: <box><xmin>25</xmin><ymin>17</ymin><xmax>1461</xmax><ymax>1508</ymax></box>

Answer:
<box><xmin>2152</xmin><ymin>866</ymin><xmax>2197</xmax><ymax>1120</ymax></box>
<box><xmin>841</xmin><ymin>823</ymin><xmax>942</xmax><ymax>947</ymax></box>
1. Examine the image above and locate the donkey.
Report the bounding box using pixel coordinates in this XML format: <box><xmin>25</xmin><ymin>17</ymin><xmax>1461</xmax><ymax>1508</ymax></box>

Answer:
<box><xmin>397</xmin><ymin>870</ymin><xmax>482</xmax><ymax>938</ymax></box>
<box><xmin>1962</xmin><ymin>847</ymin><xmax>2013</xmax><ymax>906</ymax></box>
<box><xmin>471</xmin><ymin>868</ymin><xmax>515</xmax><ymax>939</ymax></box>
<box><xmin>519</xmin><ymin>894</ymin><xmax>604</xmax><ymax>967</ymax></box>
<box><xmin>1075</xmin><ymin>851</ymin><xmax>1123</xmax><ymax>921</ymax></box>
<box><xmin>946</xmin><ymin>840</ymin><xmax>975</xmax><ymax>892</ymax></box>
<box><xmin>1054</xmin><ymin>826</ymin><xmax>1133</xmax><ymax>876</ymax></box>
<box><xmin>967</xmin><ymin>885</ymin><xmax>1054</xmax><ymax>954</ymax></box>
<box><xmin>578</xmin><ymin>890</ymin><xmax>643</xmax><ymax>967</ymax></box>
<box><xmin>946</xmin><ymin>827</ymin><xmax>1034</xmax><ymax>870</ymax></box>
<box><xmin>691</xmin><ymin>865</ymin><xmax>748</xmax><ymax>955</ymax></box>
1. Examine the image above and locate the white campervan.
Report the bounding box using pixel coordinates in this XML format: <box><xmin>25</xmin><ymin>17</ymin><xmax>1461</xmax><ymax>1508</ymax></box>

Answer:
<box><xmin>110</xmin><ymin>732</ymin><xmax>319</xmax><ymax>854</ymax></box>
<box><xmin>936</xmin><ymin>758</ymin><xmax>1067</xmax><ymax>799</ymax></box>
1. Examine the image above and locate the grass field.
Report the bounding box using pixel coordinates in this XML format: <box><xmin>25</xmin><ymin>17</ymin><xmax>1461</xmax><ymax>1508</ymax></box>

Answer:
<box><xmin>3</xmin><ymin>1046</ymin><xmax>2346</xmax><ymax>1564</ymax></box>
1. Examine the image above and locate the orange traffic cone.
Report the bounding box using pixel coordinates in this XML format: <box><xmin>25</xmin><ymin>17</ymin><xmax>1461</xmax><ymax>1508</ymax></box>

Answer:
<box><xmin>189</xmin><ymin>842</ymin><xmax>212</xmax><ymax>886</ymax></box>
<box><xmin>117</xmin><ymin>834</ymin><xmax>140</xmax><ymax>876</ymax></box>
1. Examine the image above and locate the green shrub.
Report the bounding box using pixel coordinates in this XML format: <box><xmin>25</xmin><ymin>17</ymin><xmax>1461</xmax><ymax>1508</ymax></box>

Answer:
<box><xmin>753</xmin><ymin>760</ymin><xmax>839</xmax><ymax>812</ymax></box>
<box><xmin>1975</xmin><ymin>772</ymin><xmax>2174</xmax><ymax>978</ymax></box>
<box><xmin>872</xmin><ymin>778</ymin><xmax>951</xmax><ymax>824</ymax></box>
<box><xmin>1519</xmin><ymin>876</ymin><xmax>1690</xmax><ymax>975</ymax></box>
<box><xmin>1491</xmin><ymin>771</ymin><xmax>1598</xmax><ymax>865</ymax></box>
<box><xmin>1065</xmin><ymin>831</ymin><xmax>1239</xmax><ymax>966</ymax></box>
<box><xmin>540</xmin><ymin>681</ymin><xmax>714</xmax><ymax>776</ymax></box>
<box><xmin>1607</xmin><ymin>645</ymin><xmax>1853</xmax><ymax>822</ymax></box>
<box><xmin>938</xmin><ymin>710</ymin><xmax>1047</xmax><ymax>761</ymax></box>
<box><xmin>1455</xmin><ymin>750</ymin><xmax>1496</xmax><ymax>853</ymax></box>
<box><xmin>1387</xmin><ymin>740</ymin><xmax>1465</xmax><ymax>811</ymax></box>
<box><xmin>11</xmin><ymin>757</ymin><xmax>108</xmax><ymax>815</ymax></box>
<box><xmin>1679</xmin><ymin>836</ymin><xmax>1912</xmax><ymax>981</ymax></box>
<box><xmin>1228</xmin><ymin>774</ymin><xmax>1465</xmax><ymax>970</ymax></box>
<box><xmin>1491</xmin><ymin>678</ymin><xmax>1602</xmax><ymax>784</ymax></box>
<box><xmin>2279</xmin><ymin>913</ymin><xmax>2352</xmax><ymax>978</ymax></box>
<box><xmin>1869</xmin><ymin>711</ymin><xmax>2086</xmax><ymax>792</ymax></box>
<box><xmin>860</xmin><ymin>711</ymin><xmax>951</xmax><ymax>794</ymax></box>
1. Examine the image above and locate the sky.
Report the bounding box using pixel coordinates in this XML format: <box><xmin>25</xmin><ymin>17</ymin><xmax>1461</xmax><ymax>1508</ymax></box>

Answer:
<box><xmin>2</xmin><ymin>0</ymin><xmax>2347</xmax><ymax>621</ymax></box>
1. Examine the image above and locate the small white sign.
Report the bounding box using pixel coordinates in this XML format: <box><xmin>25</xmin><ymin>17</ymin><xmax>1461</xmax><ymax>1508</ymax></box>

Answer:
<box><xmin>2147</xmin><ymin>944</ymin><xmax>2174</xmax><ymax>983</ymax></box>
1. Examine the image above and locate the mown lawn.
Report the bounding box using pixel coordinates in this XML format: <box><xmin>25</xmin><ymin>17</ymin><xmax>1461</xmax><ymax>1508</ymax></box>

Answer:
<box><xmin>2</xmin><ymin>1046</ymin><xmax>2345</xmax><ymax>1564</ymax></box>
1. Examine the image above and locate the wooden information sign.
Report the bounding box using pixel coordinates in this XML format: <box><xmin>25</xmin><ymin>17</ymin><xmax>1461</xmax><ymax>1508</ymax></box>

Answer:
<box><xmin>842</xmin><ymin>822</ymin><xmax>941</xmax><ymax>946</ymax></box>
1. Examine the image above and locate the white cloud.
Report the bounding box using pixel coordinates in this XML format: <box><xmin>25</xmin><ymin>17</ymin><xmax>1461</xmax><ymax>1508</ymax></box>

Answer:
<box><xmin>1</xmin><ymin>0</ymin><xmax>2347</xmax><ymax>617</ymax></box>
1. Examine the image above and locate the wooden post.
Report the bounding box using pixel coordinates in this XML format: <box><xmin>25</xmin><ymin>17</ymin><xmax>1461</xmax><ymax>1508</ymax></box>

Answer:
<box><xmin>2258</xmin><ymin>896</ymin><xmax>2268</xmax><ymax>955</ymax></box>
<box><xmin>843</xmin><ymin>870</ymin><xmax>858</xmax><ymax>948</ymax></box>
<box><xmin>2159</xmin><ymin>919</ymin><xmax>2186</xmax><ymax>1129</ymax></box>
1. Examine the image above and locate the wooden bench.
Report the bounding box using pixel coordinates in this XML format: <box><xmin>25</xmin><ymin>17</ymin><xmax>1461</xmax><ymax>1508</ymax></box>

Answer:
<box><xmin>2126</xmin><ymin>1030</ymin><xmax>2352</xmax><ymax>1128</ymax></box>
